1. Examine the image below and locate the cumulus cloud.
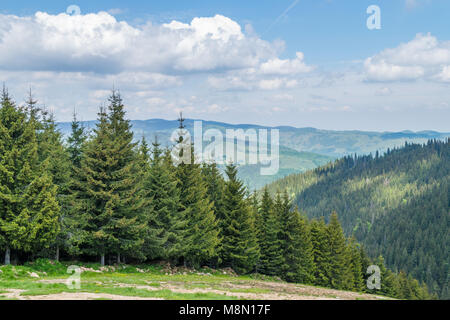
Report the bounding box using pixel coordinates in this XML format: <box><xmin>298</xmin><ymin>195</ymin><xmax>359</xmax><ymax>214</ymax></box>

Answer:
<box><xmin>260</xmin><ymin>52</ymin><xmax>314</xmax><ymax>75</ymax></box>
<box><xmin>375</xmin><ymin>87</ymin><xmax>393</xmax><ymax>96</ymax></box>
<box><xmin>364</xmin><ymin>33</ymin><xmax>450</xmax><ymax>82</ymax></box>
<box><xmin>0</xmin><ymin>12</ymin><xmax>281</xmax><ymax>74</ymax></box>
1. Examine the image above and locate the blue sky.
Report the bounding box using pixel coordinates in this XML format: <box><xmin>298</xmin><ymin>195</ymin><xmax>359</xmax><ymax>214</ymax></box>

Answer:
<box><xmin>0</xmin><ymin>0</ymin><xmax>449</xmax><ymax>131</ymax></box>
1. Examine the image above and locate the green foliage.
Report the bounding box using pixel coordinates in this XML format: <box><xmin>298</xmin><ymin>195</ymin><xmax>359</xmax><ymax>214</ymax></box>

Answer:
<box><xmin>174</xmin><ymin>117</ymin><xmax>220</xmax><ymax>267</ymax></box>
<box><xmin>70</xmin><ymin>92</ymin><xmax>147</xmax><ymax>263</ymax></box>
<box><xmin>267</xmin><ymin>139</ymin><xmax>449</xmax><ymax>298</ymax></box>
<box><xmin>258</xmin><ymin>188</ymin><xmax>284</xmax><ymax>275</ymax></box>
<box><xmin>0</xmin><ymin>88</ymin><xmax>60</xmax><ymax>260</ymax></box>
<box><xmin>220</xmin><ymin>164</ymin><xmax>259</xmax><ymax>273</ymax></box>
<box><xmin>0</xmin><ymin>89</ymin><xmax>434</xmax><ymax>301</ymax></box>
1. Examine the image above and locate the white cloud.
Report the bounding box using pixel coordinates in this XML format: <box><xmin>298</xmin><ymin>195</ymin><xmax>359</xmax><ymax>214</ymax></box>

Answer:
<box><xmin>0</xmin><ymin>12</ymin><xmax>281</xmax><ymax>75</ymax></box>
<box><xmin>375</xmin><ymin>87</ymin><xmax>393</xmax><ymax>96</ymax></box>
<box><xmin>364</xmin><ymin>33</ymin><xmax>450</xmax><ymax>82</ymax></box>
<box><xmin>260</xmin><ymin>52</ymin><xmax>314</xmax><ymax>75</ymax></box>
<box><xmin>434</xmin><ymin>65</ymin><xmax>450</xmax><ymax>82</ymax></box>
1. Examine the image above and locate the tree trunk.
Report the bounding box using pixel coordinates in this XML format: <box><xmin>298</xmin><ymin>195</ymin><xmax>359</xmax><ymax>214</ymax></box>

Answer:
<box><xmin>117</xmin><ymin>253</ymin><xmax>120</xmax><ymax>264</ymax></box>
<box><xmin>55</xmin><ymin>246</ymin><xmax>60</xmax><ymax>262</ymax></box>
<box><xmin>4</xmin><ymin>247</ymin><xmax>10</xmax><ymax>265</ymax></box>
<box><xmin>100</xmin><ymin>254</ymin><xmax>105</xmax><ymax>266</ymax></box>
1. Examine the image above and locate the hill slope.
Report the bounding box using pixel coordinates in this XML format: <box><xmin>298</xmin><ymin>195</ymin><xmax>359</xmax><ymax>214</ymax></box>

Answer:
<box><xmin>266</xmin><ymin>139</ymin><xmax>449</xmax><ymax>299</ymax></box>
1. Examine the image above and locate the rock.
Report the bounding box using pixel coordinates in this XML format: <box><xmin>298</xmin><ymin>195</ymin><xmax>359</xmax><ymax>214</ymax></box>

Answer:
<box><xmin>28</xmin><ymin>272</ymin><xmax>40</xmax><ymax>278</ymax></box>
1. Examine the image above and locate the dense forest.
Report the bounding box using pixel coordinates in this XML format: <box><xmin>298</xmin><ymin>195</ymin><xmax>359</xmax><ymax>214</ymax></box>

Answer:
<box><xmin>266</xmin><ymin>138</ymin><xmax>449</xmax><ymax>299</ymax></box>
<box><xmin>0</xmin><ymin>88</ymin><xmax>433</xmax><ymax>299</ymax></box>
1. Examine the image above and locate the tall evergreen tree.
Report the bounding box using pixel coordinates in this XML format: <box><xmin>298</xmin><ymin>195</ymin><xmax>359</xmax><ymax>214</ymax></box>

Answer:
<box><xmin>141</xmin><ymin>137</ymin><xmax>184</xmax><ymax>261</ymax></box>
<box><xmin>220</xmin><ymin>163</ymin><xmax>259</xmax><ymax>273</ymax></box>
<box><xmin>0</xmin><ymin>88</ymin><xmax>60</xmax><ymax>264</ymax></box>
<box><xmin>66</xmin><ymin>111</ymin><xmax>87</xmax><ymax>169</ymax></box>
<box><xmin>310</xmin><ymin>217</ymin><xmax>330</xmax><ymax>287</ymax></box>
<box><xmin>258</xmin><ymin>187</ymin><xmax>284</xmax><ymax>275</ymax></box>
<box><xmin>71</xmin><ymin>92</ymin><xmax>147</xmax><ymax>265</ymax></box>
<box><xmin>38</xmin><ymin>111</ymin><xmax>71</xmax><ymax>261</ymax></box>
<box><xmin>281</xmin><ymin>204</ymin><xmax>315</xmax><ymax>284</ymax></box>
<box><xmin>173</xmin><ymin>115</ymin><xmax>219</xmax><ymax>267</ymax></box>
<box><xmin>326</xmin><ymin>212</ymin><xmax>354</xmax><ymax>290</ymax></box>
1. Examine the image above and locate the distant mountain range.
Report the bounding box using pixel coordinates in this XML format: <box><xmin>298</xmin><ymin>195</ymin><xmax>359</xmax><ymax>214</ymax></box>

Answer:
<box><xmin>56</xmin><ymin>118</ymin><xmax>450</xmax><ymax>190</ymax></box>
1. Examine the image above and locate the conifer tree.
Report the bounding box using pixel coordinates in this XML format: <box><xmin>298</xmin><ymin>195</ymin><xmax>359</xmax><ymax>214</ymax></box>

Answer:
<box><xmin>38</xmin><ymin>111</ymin><xmax>71</xmax><ymax>261</ymax></box>
<box><xmin>142</xmin><ymin>137</ymin><xmax>184</xmax><ymax>261</ymax></box>
<box><xmin>220</xmin><ymin>163</ymin><xmax>259</xmax><ymax>273</ymax></box>
<box><xmin>258</xmin><ymin>187</ymin><xmax>283</xmax><ymax>275</ymax></box>
<box><xmin>281</xmin><ymin>204</ymin><xmax>315</xmax><ymax>284</ymax></box>
<box><xmin>66</xmin><ymin>112</ymin><xmax>87</xmax><ymax>169</ymax></box>
<box><xmin>0</xmin><ymin>88</ymin><xmax>60</xmax><ymax>264</ymax></box>
<box><xmin>326</xmin><ymin>212</ymin><xmax>354</xmax><ymax>290</ymax></box>
<box><xmin>310</xmin><ymin>217</ymin><xmax>330</xmax><ymax>286</ymax></box>
<box><xmin>202</xmin><ymin>161</ymin><xmax>226</xmax><ymax>266</ymax></box>
<box><xmin>174</xmin><ymin>115</ymin><xmax>219</xmax><ymax>267</ymax></box>
<box><xmin>348</xmin><ymin>237</ymin><xmax>365</xmax><ymax>291</ymax></box>
<box><xmin>71</xmin><ymin>92</ymin><xmax>147</xmax><ymax>265</ymax></box>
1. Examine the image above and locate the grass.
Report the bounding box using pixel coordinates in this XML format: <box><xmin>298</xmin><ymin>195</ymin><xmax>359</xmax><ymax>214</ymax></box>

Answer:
<box><xmin>0</xmin><ymin>259</ymin><xmax>390</xmax><ymax>300</ymax></box>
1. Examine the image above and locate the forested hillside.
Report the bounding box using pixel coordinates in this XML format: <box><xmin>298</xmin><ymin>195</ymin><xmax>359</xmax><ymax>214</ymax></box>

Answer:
<box><xmin>0</xmin><ymin>89</ymin><xmax>432</xmax><ymax>300</ymax></box>
<box><xmin>266</xmin><ymin>139</ymin><xmax>449</xmax><ymax>298</ymax></box>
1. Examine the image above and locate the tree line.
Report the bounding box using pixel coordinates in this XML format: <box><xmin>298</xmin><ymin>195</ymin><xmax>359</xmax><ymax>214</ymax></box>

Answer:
<box><xmin>0</xmin><ymin>89</ymin><xmax>432</xmax><ymax>299</ymax></box>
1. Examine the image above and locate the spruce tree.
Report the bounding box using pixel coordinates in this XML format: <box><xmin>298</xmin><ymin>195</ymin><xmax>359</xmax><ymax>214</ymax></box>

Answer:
<box><xmin>326</xmin><ymin>212</ymin><xmax>353</xmax><ymax>290</ymax></box>
<box><xmin>142</xmin><ymin>137</ymin><xmax>183</xmax><ymax>261</ymax></box>
<box><xmin>310</xmin><ymin>217</ymin><xmax>330</xmax><ymax>287</ymax></box>
<box><xmin>66</xmin><ymin>111</ymin><xmax>87</xmax><ymax>169</ymax></box>
<box><xmin>258</xmin><ymin>187</ymin><xmax>283</xmax><ymax>275</ymax></box>
<box><xmin>202</xmin><ymin>161</ymin><xmax>225</xmax><ymax>266</ymax></box>
<box><xmin>71</xmin><ymin>92</ymin><xmax>147</xmax><ymax>265</ymax></box>
<box><xmin>281</xmin><ymin>204</ymin><xmax>315</xmax><ymax>284</ymax></box>
<box><xmin>348</xmin><ymin>237</ymin><xmax>365</xmax><ymax>291</ymax></box>
<box><xmin>220</xmin><ymin>163</ymin><xmax>259</xmax><ymax>273</ymax></box>
<box><xmin>0</xmin><ymin>88</ymin><xmax>60</xmax><ymax>264</ymax></box>
<box><xmin>38</xmin><ymin>111</ymin><xmax>71</xmax><ymax>261</ymax></box>
<box><xmin>174</xmin><ymin>115</ymin><xmax>219</xmax><ymax>267</ymax></box>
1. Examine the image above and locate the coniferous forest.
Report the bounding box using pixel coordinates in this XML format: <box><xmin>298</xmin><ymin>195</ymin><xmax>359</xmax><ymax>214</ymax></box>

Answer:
<box><xmin>0</xmin><ymin>89</ymin><xmax>437</xmax><ymax>300</ymax></box>
<box><xmin>267</xmin><ymin>138</ymin><xmax>449</xmax><ymax>299</ymax></box>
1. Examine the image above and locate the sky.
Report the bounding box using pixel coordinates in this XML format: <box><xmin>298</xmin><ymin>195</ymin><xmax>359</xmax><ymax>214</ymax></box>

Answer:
<box><xmin>0</xmin><ymin>0</ymin><xmax>449</xmax><ymax>131</ymax></box>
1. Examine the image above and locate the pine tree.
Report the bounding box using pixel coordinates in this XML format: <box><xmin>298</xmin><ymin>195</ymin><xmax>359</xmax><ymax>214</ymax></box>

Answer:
<box><xmin>258</xmin><ymin>187</ymin><xmax>283</xmax><ymax>275</ymax></box>
<box><xmin>174</xmin><ymin>115</ymin><xmax>219</xmax><ymax>267</ymax></box>
<box><xmin>71</xmin><ymin>92</ymin><xmax>147</xmax><ymax>265</ymax></box>
<box><xmin>0</xmin><ymin>88</ymin><xmax>60</xmax><ymax>264</ymax></box>
<box><xmin>220</xmin><ymin>163</ymin><xmax>259</xmax><ymax>273</ymax></box>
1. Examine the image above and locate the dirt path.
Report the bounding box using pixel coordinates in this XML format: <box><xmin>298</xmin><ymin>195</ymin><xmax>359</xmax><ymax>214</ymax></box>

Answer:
<box><xmin>1</xmin><ymin>289</ymin><xmax>162</xmax><ymax>300</ymax></box>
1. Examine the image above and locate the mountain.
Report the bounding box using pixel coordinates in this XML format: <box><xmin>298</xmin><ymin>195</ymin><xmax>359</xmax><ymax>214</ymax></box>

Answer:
<box><xmin>265</xmin><ymin>139</ymin><xmax>449</xmax><ymax>298</ymax></box>
<box><xmin>56</xmin><ymin>118</ymin><xmax>449</xmax><ymax>190</ymax></box>
<box><xmin>56</xmin><ymin>118</ymin><xmax>450</xmax><ymax>157</ymax></box>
